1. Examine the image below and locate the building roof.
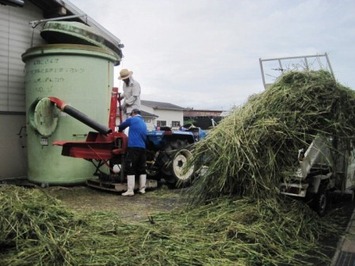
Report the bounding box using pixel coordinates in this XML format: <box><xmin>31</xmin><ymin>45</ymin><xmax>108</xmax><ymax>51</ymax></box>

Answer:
<box><xmin>2</xmin><ymin>0</ymin><xmax>124</xmax><ymax>59</ymax></box>
<box><xmin>140</xmin><ymin>110</ymin><xmax>158</xmax><ymax>118</ymax></box>
<box><xmin>141</xmin><ymin>100</ymin><xmax>185</xmax><ymax>111</ymax></box>
<box><xmin>183</xmin><ymin>109</ymin><xmax>224</xmax><ymax>117</ymax></box>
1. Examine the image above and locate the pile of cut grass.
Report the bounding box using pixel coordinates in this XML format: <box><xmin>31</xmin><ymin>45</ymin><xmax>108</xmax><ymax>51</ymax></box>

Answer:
<box><xmin>0</xmin><ymin>185</ymin><xmax>339</xmax><ymax>265</ymax></box>
<box><xmin>0</xmin><ymin>186</ymin><xmax>81</xmax><ymax>265</ymax></box>
<box><xmin>188</xmin><ymin>70</ymin><xmax>355</xmax><ymax>203</ymax></box>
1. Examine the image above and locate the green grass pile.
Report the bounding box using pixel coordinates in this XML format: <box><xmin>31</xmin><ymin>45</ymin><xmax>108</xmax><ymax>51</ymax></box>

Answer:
<box><xmin>0</xmin><ymin>186</ymin><xmax>81</xmax><ymax>265</ymax></box>
<box><xmin>0</xmin><ymin>185</ymin><xmax>339</xmax><ymax>265</ymax></box>
<box><xmin>188</xmin><ymin>70</ymin><xmax>355</xmax><ymax>203</ymax></box>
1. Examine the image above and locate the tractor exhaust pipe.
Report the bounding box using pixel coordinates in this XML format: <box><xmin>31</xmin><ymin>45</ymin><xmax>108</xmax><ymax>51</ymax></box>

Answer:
<box><xmin>49</xmin><ymin>97</ymin><xmax>112</xmax><ymax>135</ymax></box>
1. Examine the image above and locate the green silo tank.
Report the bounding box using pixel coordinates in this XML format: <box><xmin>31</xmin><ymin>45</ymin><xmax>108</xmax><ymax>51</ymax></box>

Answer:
<box><xmin>22</xmin><ymin>43</ymin><xmax>119</xmax><ymax>185</ymax></box>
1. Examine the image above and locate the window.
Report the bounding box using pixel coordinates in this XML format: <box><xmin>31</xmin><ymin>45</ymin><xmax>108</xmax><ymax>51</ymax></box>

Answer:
<box><xmin>157</xmin><ymin>120</ymin><xmax>166</xmax><ymax>127</ymax></box>
<box><xmin>171</xmin><ymin>121</ymin><xmax>180</xmax><ymax>127</ymax></box>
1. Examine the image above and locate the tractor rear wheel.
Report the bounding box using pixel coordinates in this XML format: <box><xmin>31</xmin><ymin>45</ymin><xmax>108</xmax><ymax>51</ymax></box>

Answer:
<box><xmin>171</xmin><ymin>148</ymin><xmax>194</xmax><ymax>184</ymax></box>
<box><xmin>161</xmin><ymin>140</ymin><xmax>195</xmax><ymax>187</ymax></box>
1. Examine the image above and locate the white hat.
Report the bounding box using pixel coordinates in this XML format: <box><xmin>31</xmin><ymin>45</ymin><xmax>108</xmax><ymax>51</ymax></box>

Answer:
<box><xmin>118</xmin><ymin>69</ymin><xmax>133</xmax><ymax>80</ymax></box>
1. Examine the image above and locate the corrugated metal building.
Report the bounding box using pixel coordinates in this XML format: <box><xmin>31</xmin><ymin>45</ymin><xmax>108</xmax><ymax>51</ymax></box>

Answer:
<box><xmin>183</xmin><ymin>109</ymin><xmax>225</xmax><ymax>130</ymax></box>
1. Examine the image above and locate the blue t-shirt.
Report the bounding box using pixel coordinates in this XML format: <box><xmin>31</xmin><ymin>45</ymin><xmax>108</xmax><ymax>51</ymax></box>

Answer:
<box><xmin>118</xmin><ymin>115</ymin><xmax>147</xmax><ymax>148</ymax></box>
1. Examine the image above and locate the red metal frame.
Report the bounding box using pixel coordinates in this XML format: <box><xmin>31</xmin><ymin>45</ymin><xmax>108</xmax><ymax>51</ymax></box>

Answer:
<box><xmin>109</xmin><ymin>87</ymin><xmax>118</xmax><ymax>132</ymax></box>
<box><xmin>52</xmin><ymin>87</ymin><xmax>128</xmax><ymax>160</ymax></box>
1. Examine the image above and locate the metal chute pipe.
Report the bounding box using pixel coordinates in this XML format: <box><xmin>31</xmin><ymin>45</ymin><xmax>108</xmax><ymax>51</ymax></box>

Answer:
<box><xmin>49</xmin><ymin>97</ymin><xmax>112</xmax><ymax>135</ymax></box>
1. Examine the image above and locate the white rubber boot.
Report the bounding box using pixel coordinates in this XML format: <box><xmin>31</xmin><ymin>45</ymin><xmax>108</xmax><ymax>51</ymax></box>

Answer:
<box><xmin>122</xmin><ymin>175</ymin><xmax>135</xmax><ymax>196</ymax></box>
<box><xmin>139</xmin><ymin>174</ymin><xmax>147</xmax><ymax>194</ymax></box>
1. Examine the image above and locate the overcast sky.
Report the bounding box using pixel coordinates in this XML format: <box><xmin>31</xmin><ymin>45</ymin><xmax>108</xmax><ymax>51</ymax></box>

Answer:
<box><xmin>68</xmin><ymin>0</ymin><xmax>355</xmax><ymax>110</ymax></box>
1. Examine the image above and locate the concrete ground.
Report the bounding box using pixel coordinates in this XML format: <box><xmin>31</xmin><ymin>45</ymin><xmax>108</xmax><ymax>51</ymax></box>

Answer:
<box><xmin>332</xmin><ymin>207</ymin><xmax>355</xmax><ymax>266</ymax></box>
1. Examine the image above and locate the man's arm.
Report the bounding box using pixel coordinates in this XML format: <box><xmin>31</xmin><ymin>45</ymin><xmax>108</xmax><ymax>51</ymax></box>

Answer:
<box><xmin>118</xmin><ymin>119</ymin><xmax>130</xmax><ymax>132</ymax></box>
<box><xmin>124</xmin><ymin>95</ymin><xmax>137</xmax><ymax>105</ymax></box>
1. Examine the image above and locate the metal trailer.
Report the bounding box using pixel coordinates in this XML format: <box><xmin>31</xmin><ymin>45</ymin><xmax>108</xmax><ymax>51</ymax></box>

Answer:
<box><xmin>279</xmin><ymin>135</ymin><xmax>355</xmax><ymax>216</ymax></box>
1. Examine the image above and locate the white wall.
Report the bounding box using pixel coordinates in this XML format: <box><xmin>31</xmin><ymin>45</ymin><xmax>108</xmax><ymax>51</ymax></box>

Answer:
<box><xmin>140</xmin><ymin>105</ymin><xmax>156</xmax><ymax>130</ymax></box>
<box><xmin>119</xmin><ymin>105</ymin><xmax>184</xmax><ymax>131</ymax></box>
<box><xmin>154</xmin><ymin>109</ymin><xmax>183</xmax><ymax>129</ymax></box>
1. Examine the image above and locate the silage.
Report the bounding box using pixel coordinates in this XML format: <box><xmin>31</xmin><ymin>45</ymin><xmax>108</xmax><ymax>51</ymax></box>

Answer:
<box><xmin>0</xmin><ymin>185</ymin><xmax>337</xmax><ymax>265</ymax></box>
<box><xmin>0</xmin><ymin>186</ymin><xmax>81</xmax><ymax>265</ymax></box>
<box><xmin>188</xmin><ymin>70</ymin><xmax>355</xmax><ymax>203</ymax></box>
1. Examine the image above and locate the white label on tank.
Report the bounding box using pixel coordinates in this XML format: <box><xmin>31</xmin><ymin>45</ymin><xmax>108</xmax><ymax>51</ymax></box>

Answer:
<box><xmin>40</xmin><ymin>137</ymin><xmax>48</xmax><ymax>146</ymax></box>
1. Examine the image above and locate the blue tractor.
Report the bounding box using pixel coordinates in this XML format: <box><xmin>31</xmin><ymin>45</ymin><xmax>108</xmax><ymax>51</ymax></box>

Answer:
<box><xmin>146</xmin><ymin>126</ymin><xmax>205</xmax><ymax>187</ymax></box>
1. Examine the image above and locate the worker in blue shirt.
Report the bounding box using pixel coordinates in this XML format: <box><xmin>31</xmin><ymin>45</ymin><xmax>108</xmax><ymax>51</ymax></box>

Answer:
<box><xmin>118</xmin><ymin>109</ymin><xmax>147</xmax><ymax>196</ymax></box>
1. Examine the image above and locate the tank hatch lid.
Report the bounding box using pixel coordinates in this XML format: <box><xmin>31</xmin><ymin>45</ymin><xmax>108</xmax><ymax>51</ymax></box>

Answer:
<box><xmin>40</xmin><ymin>21</ymin><xmax>122</xmax><ymax>65</ymax></box>
<box><xmin>29</xmin><ymin>97</ymin><xmax>59</xmax><ymax>137</ymax></box>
